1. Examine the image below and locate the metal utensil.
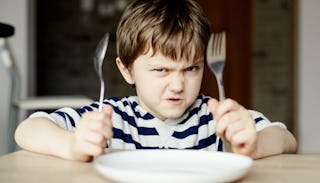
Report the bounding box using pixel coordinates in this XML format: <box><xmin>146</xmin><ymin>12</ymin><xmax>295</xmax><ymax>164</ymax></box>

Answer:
<box><xmin>206</xmin><ymin>32</ymin><xmax>226</xmax><ymax>151</ymax></box>
<box><xmin>94</xmin><ymin>32</ymin><xmax>110</xmax><ymax>112</ymax></box>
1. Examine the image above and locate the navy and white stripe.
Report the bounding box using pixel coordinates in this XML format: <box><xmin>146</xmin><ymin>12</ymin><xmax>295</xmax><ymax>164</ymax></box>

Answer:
<box><xmin>28</xmin><ymin>94</ymin><xmax>285</xmax><ymax>151</ymax></box>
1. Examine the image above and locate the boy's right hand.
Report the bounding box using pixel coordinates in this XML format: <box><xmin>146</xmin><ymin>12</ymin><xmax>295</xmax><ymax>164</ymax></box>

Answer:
<box><xmin>68</xmin><ymin>105</ymin><xmax>113</xmax><ymax>162</ymax></box>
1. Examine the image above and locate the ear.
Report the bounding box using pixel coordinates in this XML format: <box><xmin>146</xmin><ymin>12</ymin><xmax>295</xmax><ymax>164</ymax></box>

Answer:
<box><xmin>116</xmin><ymin>57</ymin><xmax>135</xmax><ymax>84</ymax></box>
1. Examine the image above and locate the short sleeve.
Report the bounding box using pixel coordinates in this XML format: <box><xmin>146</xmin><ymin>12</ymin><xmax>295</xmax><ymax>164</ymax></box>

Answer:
<box><xmin>28</xmin><ymin>107</ymin><xmax>85</xmax><ymax>131</ymax></box>
<box><xmin>250</xmin><ymin>110</ymin><xmax>287</xmax><ymax>131</ymax></box>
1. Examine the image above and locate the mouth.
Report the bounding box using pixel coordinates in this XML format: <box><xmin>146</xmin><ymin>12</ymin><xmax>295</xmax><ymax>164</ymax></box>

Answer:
<box><xmin>167</xmin><ymin>98</ymin><xmax>183</xmax><ymax>104</ymax></box>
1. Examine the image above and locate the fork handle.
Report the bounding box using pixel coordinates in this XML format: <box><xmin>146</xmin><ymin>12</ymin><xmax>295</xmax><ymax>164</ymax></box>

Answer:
<box><xmin>98</xmin><ymin>79</ymin><xmax>105</xmax><ymax>112</ymax></box>
<box><xmin>217</xmin><ymin>83</ymin><xmax>225</xmax><ymax>101</ymax></box>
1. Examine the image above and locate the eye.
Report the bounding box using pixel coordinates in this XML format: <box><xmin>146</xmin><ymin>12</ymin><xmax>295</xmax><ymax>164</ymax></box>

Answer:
<box><xmin>185</xmin><ymin>66</ymin><xmax>199</xmax><ymax>72</ymax></box>
<box><xmin>153</xmin><ymin>68</ymin><xmax>167</xmax><ymax>73</ymax></box>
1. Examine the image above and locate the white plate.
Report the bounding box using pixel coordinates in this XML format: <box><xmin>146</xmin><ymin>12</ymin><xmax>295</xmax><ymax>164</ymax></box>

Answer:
<box><xmin>93</xmin><ymin>150</ymin><xmax>252</xmax><ymax>183</ymax></box>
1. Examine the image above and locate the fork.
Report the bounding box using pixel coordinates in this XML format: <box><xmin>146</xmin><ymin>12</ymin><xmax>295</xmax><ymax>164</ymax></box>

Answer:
<box><xmin>206</xmin><ymin>32</ymin><xmax>226</xmax><ymax>151</ymax></box>
<box><xmin>94</xmin><ymin>32</ymin><xmax>110</xmax><ymax>112</ymax></box>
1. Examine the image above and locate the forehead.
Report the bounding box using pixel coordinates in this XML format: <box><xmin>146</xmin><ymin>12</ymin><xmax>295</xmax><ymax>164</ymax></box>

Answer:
<box><xmin>137</xmin><ymin>49</ymin><xmax>203</xmax><ymax>68</ymax></box>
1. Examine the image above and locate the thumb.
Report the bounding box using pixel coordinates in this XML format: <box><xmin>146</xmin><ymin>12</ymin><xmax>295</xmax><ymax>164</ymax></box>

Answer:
<box><xmin>208</xmin><ymin>98</ymin><xmax>220</xmax><ymax>120</ymax></box>
<box><xmin>102</xmin><ymin>105</ymin><xmax>113</xmax><ymax>117</ymax></box>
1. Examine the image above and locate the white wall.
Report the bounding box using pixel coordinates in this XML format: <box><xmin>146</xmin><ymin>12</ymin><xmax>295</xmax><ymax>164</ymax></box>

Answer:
<box><xmin>0</xmin><ymin>0</ymin><xmax>35</xmax><ymax>154</ymax></box>
<box><xmin>297</xmin><ymin>0</ymin><xmax>320</xmax><ymax>153</ymax></box>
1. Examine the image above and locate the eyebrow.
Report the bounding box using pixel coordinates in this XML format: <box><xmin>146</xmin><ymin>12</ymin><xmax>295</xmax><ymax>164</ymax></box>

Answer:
<box><xmin>190</xmin><ymin>58</ymin><xmax>204</xmax><ymax>65</ymax></box>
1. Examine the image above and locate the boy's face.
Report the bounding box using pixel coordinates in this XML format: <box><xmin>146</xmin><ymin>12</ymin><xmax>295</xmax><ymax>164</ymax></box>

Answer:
<box><xmin>119</xmin><ymin>49</ymin><xmax>204</xmax><ymax>121</ymax></box>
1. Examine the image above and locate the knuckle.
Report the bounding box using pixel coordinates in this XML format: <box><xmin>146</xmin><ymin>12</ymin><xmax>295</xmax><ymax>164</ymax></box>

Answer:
<box><xmin>228</xmin><ymin>123</ymin><xmax>237</xmax><ymax>133</ymax></box>
<box><xmin>244</xmin><ymin>110</ymin><xmax>252</xmax><ymax>118</ymax></box>
<box><xmin>82</xmin><ymin>112</ymin><xmax>90</xmax><ymax>119</ymax></box>
<box><xmin>216</xmin><ymin>129</ymin><xmax>222</xmax><ymax>137</ymax></box>
<box><xmin>106</xmin><ymin>129</ymin><xmax>114</xmax><ymax>139</ymax></box>
<box><xmin>223</xmin><ymin>113</ymin><xmax>231</xmax><ymax>121</ymax></box>
<box><xmin>96</xmin><ymin>121</ymin><xmax>105</xmax><ymax>129</ymax></box>
<box><xmin>96</xmin><ymin>134</ymin><xmax>104</xmax><ymax>143</ymax></box>
<box><xmin>93</xmin><ymin>147</ymin><xmax>104</xmax><ymax>156</ymax></box>
<box><xmin>225</xmin><ymin>98</ymin><xmax>236</xmax><ymax>106</ymax></box>
<box><xmin>96</xmin><ymin>113</ymin><xmax>105</xmax><ymax>121</ymax></box>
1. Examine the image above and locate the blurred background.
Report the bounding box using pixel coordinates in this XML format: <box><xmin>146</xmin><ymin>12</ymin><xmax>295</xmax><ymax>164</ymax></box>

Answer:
<box><xmin>1</xmin><ymin>0</ymin><xmax>319</xmax><ymax>155</ymax></box>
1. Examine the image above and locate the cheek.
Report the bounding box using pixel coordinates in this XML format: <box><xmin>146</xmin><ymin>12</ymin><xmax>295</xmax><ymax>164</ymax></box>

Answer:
<box><xmin>135</xmin><ymin>75</ymin><xmax>164</xmax><ymax>96</ymax></box>
<box><xmin>189</xmin><ymin>81</ymin><xmax>202</xmax><ymax>97</ymax></box>
<box><xmin>187</xmin><ymin>73</ymin><xmax>203</xmax><ymax>92</ymax></box>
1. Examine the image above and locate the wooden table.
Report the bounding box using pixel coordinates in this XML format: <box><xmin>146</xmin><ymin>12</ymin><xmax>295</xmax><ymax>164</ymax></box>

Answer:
<box><xmin>0</xmin><ymin>150</ymin><xmax>319</xmax><ymax>183</ymax></box>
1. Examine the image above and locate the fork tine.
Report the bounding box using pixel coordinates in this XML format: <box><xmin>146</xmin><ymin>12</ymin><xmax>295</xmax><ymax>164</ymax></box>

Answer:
<box><xmin>214</xmin><ymin>32</ymin><xmax>224</xmax><ymax>56</ymax></box>
<box><xmin>215</xmin><ymin>33</ymin><xmax>222</xmax><ymax>55</ymax></box>
<box><xmin>207</xmin><ymin>32</ymin><xmax>226</xmax><ymax>58</ymax></box>
<box><xmin>213</xmin><ymin>33</ymin><xmax>220</xmax><ymax>56</ymax></box>
<box><xmin>221</xmin><ymin>32</ymin><xmax>226</xmax><ymax>57</ymax></box>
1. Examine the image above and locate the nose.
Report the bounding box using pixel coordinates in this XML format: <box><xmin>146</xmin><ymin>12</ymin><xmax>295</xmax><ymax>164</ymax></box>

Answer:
<box><xmin>169</xmin><ymin>73</ymin><xmax>184</xmax><ymax>93</ymax></box>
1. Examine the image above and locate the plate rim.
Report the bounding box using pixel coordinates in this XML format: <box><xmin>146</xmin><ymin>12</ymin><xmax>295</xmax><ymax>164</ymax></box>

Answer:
<box><xmin>93</xmin><ymin>149</ymin><xmax>252</xmax><ymax>183</ymax></box>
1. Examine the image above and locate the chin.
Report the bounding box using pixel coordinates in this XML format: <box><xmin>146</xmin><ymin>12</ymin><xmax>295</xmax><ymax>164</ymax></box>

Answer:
<box><xmin>164</xmin><ymin>111</ymin><xmax>186</xmax><ymax>119</ymax></box>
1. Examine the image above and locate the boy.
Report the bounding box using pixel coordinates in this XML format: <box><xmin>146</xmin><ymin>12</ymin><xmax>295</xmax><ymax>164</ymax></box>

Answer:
<box><xmin>15</xmin><ymin>0</ymin><xmax>297</xmax><ymax>162</ymax></box>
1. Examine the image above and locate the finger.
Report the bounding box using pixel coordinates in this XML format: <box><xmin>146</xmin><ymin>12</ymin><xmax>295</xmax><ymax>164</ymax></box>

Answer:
<box><xmin>215</xmin><ymin>110</ymin><xmax>240</xmax><ymax>138</ymax></box>
<box><xmin>231</xmin><ymin>130</ymin><xmax>256</xmax><ymax>156</ymax></box>
<box><xmin>84</xmin><ymin>131</ymin><xmax>107</xmax><ymax>147</ymax></box>
<box><xmin>100</xmin><ymin>126</ymin><xmax>113</xmax><ymax>139</ymax></box>
<box><xmin>224</xmin><ymin>119</ymin><xmax>245</xmax><ymax>141</ymax></box>
<box><xmin>208</xmin><ymin>98</ymin><xmax>220</xmax><ymax>120</ymax></box>
<box><xmin>82</xmin><ymin>111</ymin><xmax>106</xmax><ymax>121</ymax></box>
<box><xmin>218</xmin><ymin>113</ymin><xmax>255</xmax><ymax>142</ymax></box>
<box><xmin>81</xmin><ymin>116</ymin><xmax>113</xmax><ymax>141</ymax></box>
<box><xmin>84</xmin><ymin>119</ymin><xmax>113</xmax><ymax>140</ymax></box>
<box><xmin>78</xmin><ymin>141</ymin><xmax>105</xmax><ymax>156</ymax></box>
<box><xmin>209</xmin><ymin>98</ymin><xmax>231</xmax><ymax>138</ymax></box>
<box><xmin>99</xmin><ymin>105</ymin><xmax>113</xmax><ymax>138</ymax></box>
<box><xmin>217</xmin><ymin>99</ymin><xmax>241</xmax><ymax>118</ymax></box>
<box><xmin>103</xmin><ymin>104</ymin><xmax>113</xmax><ymax>116</ymax></box>
<box><xmin>233</xmin><ymin>128</ymin><xmax>256</xmax><ymax>146</ymax></box>
<box><xmin>102</xmin><ymin>105</ymin><xmax>114</xmax><ymax>128</ymax></box>
<box><xmin>86</xmin><ymin>119</ymin><xmax>105</xmax><ymax>131</ymax></box>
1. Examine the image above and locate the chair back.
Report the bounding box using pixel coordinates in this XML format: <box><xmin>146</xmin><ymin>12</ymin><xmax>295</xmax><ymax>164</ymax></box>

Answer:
<box><xmin>0</xmin><ymin>22</ymin><xmax>21</xmax><ymax>102</ymax></box>
<box><xmin>0</xmin><ymin>22</ymin><xmax>15</xmax><ymax>68</ymax></box>
<box><xmin>0</xmin><ymin>22</ymin><xmax>20</xmax><ymax>153</ymax></box>
<box><xmin>0</xmin><ymin>22</ymin><xmax>14</xmax><ymax>37</ymax></box>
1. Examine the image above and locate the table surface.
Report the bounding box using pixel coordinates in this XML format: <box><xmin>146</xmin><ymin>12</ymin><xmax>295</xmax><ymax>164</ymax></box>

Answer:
<box><xmin>0</xmin><ymin>150</ymin><xmax>319</xmax><ymax>183</ymax></box>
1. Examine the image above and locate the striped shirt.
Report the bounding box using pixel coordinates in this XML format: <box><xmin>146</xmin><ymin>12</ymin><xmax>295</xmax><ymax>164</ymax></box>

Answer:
<box><xmin>29</xmin><ymin>94</ymin><xmax>285</xmax><ymax>151</ymax></box>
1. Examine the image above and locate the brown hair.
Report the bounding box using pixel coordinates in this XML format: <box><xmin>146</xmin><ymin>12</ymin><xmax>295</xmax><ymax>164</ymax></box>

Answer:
<box><xmin>116</xmin><ymin>0</ymin><xmax>211</xmax><ymax>68</ymax></box>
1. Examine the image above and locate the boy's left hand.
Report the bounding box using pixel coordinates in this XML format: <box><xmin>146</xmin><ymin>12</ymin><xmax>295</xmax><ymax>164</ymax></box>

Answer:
<box><xmin>208</xmin><ymin>98</ymin><xmax>257</xmax><ymax>157</ymax></box>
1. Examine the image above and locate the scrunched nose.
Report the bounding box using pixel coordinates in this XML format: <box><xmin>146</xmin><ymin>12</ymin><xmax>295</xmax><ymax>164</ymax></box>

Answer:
<box><xmin>169</xmin><ymin>73</ymin><xmax>184</xmax><ymax>93</ymax></box>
